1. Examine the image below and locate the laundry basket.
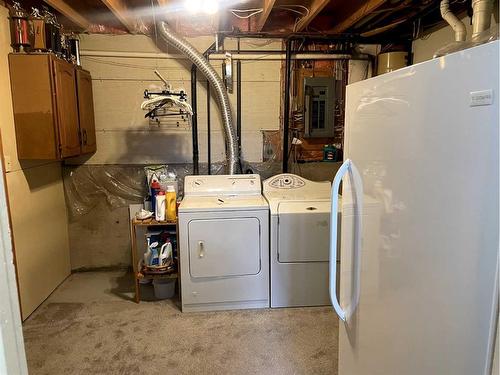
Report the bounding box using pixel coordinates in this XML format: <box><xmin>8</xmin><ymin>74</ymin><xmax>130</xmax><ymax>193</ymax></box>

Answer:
<box><xmin>153</xmin><ymin>278</ymin><xmax>175</xmax><ymax>300</ymax></box>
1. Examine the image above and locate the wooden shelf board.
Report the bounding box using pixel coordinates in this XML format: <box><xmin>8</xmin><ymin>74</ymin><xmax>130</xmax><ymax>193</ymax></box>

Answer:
<box><xmin>132</xmin><ymin>218</ymin><xmax>177</xmax><ymax>226</ymax></box>
<box><xmin>136</xmin><ymin>272</ymin><xmax>178</xmax><ymax>280</ymax></box>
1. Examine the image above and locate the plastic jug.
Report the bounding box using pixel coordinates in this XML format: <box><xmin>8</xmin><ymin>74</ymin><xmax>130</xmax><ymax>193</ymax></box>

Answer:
<box><xmin>159</xmin><ymin>241</ymin><xmax>173</xmax><ymax>267</ymax></box>
<box><xmin>166</xmin><ymin>186</ymin><xmax>177</xmax><ymax>221</ymax></box>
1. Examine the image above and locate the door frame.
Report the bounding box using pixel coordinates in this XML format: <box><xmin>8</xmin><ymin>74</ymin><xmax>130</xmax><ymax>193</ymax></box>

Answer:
<box><xmin>0</xmin><ymin>132</ymin><xmax>28</xmax><ymax>374</ymax></box>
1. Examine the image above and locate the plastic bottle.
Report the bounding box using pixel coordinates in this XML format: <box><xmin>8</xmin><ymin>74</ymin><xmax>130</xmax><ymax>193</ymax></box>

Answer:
<box><xmin>155</xmin><ymin>192</ymin><xmax>166</xmax><ymax>222</ymax></box>
<box><xmin>166</xmin><ymin>185</ymin><xmax>177</xmax><ymax>221</ymax></box>
<box><xmin>159</xmin><ymin>241</ymin><xmax>172</xmax><ymax>267</ymax></box>
<box><xmin>150</xmin><ymin>180</ymin><xmax>161</xmax><ymax>213</ymax></box>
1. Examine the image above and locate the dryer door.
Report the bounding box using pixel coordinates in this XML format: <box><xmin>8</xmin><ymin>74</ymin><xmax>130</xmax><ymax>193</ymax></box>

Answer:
<box><xmin>277</xmin><ymin>201</ymin><xmax>331</xmax><ymax>262</ymax></box>
<box><xmin>188</xmin><ymin>217</ymin><xmax>261</xmax><ymax>278</ymax></box>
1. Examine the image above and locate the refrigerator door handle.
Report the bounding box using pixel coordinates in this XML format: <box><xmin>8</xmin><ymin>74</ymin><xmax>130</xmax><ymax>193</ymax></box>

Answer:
<box><xmin>329</xmin><ymin>159</ymin><xmax>351</xmax><ymax>322</ymax></box>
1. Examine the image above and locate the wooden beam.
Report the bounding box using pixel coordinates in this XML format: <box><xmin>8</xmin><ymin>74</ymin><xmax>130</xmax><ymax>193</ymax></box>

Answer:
<box><xmin>100</xmin><ymin>0</ymin><xmax>136</xmax><ymax>33</ymax></box>
<box><xmin>294</xmin><ymin>0</ymin><xmax>330</xmax><ymax>32</ymax></box>
<box><xmin>330</xmin><ymin>0</ymin><xmax>386</xmax><ymax>33</ymax></box>
<box><xmin>254</xmin><ymin>0</ymin><xmax>277</xmax><ymax>32</ymax></box>
<box><xmin>43</xmin><ymin>0</ymin><xmax>91</xmax><ymax>30</ymax></box>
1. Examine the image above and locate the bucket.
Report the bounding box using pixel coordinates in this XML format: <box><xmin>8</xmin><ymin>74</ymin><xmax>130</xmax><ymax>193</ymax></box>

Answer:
<box><xmin>153</xmin><ymin>279</ymin><xmax>175</xmax><ymax>300</ymax></box>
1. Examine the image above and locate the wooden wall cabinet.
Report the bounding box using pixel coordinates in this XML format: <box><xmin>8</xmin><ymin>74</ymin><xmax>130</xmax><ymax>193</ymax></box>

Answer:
<box><xmin>76</xmin><ymin>69</ymin><xmax>97</xmax><ymax>154</ymax></box>
<box><xmin>8</xmin><ymin>53</ymin><xmax>97</xmax><ymax>160</ymax></box>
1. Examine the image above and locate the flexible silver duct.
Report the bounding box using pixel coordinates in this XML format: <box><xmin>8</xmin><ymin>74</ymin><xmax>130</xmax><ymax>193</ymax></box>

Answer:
<box><xmin>440</xmin><ymin>0</ymin><xmax>466</xmax><ymax>42</ymax></box>
<box><xmin>157</xmin><ymin>22</ymin><xmax>240</xmax><ymax>174</ymax></box>
<box><xmin>472</xmin><ymin>0</ymin><xmax>494</xmax><ymax>41</ymax></box>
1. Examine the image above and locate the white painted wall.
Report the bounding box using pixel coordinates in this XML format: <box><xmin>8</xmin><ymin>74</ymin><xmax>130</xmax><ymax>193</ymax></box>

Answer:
<box><xmin>0</xmin><ymin>4</ymin><xmax>71</xmax><ymax>319</ymax></box>
<box><xmin>71</xmin><ymin>34</ymin><xmax>282</xmax><ymax>165</ymax></box>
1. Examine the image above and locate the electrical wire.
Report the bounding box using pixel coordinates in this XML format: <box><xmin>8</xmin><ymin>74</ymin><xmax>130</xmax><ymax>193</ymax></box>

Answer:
<box><xmin>229</xmin><ymin>8</ymin><xmax>263</xmax><ymax>18</ymax></box>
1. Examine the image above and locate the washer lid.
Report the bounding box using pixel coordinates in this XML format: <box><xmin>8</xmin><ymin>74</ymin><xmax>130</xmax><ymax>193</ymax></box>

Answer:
<box><xmin>179</xmin><ymin>195</ymin><xmax>269</xmax><ymax>212</ymax></box>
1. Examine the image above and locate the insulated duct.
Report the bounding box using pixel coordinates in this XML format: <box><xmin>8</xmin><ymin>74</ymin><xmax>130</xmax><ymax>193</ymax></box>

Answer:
<box><xmin>472</xmin><ymin>0</ymin><xmax>494</xmax><ymax>41</ymax></box>
<box><xmin>157</xmin><ymin>22</ymin><xmax>240</xmax><ymax>174</ymax></box>
<box><xmin>440</xmin><ymin>0</ymin><xmax>466</xmax><ymax>42</ymax></box>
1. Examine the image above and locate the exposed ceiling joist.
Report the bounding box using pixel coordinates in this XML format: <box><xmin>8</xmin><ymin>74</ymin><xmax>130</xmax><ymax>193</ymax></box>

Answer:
<box><xmin>100</xmin><ymin>0</ymin><xmax>136</xmax><ymax>33</ymax></box>
<box><xmin>254</xmin><ymin>0</ymin><xmax>277</xmax><ymax>31</ymax></box>
<box><xmin>329</xmin><ymin>0</ymin><xmax>387</xmax><ymax>33</ymax></box>
<box><xmin>43</xmin><ymin>0</ymin><xmax>91</xmax><ymax>30</ymax></box>
<box><xmin>294</xmin><ymin>0</ymin><xmax>330</xmax><ymax>32</ymax></box>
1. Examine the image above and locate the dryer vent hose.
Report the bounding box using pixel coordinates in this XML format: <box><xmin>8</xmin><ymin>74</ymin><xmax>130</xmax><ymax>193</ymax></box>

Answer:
<box><xmin>157</xmin><ymin>22</ymin><xmax>240</xmax><ymax>174</ymax></box>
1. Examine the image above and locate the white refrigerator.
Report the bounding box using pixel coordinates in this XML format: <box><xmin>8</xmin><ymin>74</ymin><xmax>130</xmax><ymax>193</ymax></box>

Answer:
<box><xmin>329</xmin><ymin>40</ymin><xmax>499</xmax><ymax>375</ymax></box>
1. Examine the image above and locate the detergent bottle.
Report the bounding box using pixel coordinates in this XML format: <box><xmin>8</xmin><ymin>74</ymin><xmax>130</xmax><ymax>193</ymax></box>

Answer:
<box><xmin>159</xmin><ymin>241</ymin><xmax>173</xmax><ymax>267</ymax></box>
<box><xmin>166</xmin><ymin>186</ymin><xmax>177</xmax><ymax>221</ymax></box>
<box><xmin>155</xmin><ymin>192</ymin><xmax>166</xmax><ymax>221</ymax></box>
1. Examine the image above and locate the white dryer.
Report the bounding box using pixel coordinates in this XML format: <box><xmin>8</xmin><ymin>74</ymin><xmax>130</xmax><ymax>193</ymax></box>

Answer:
<box><xmin>178</xmin><ymin>174</ymin><xmax>269</xmax><ymax>312</ymax></box>
<box><xmin>263</xmin><ymin>173</ymin><xmax>340</xmax><ymax>308</ymax></box>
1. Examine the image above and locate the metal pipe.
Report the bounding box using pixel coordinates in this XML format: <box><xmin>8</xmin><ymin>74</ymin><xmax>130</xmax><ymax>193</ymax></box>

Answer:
<box><xmin>207</xmin><ymin>81</ymin><xmax>211</xmax><ymax>175</ymax></box>
<box><xmin>190</xmin><ymin>65</ymin><xmax>199</xmax><ymax>175</ymax></box>
<box><xmin>472</xmin><ymin>0</ymin><xmax>494</xmax><ymax>41</ymax></box>
<box><xmin>209</xmin><ymin>53</ymin><xmax>354</xmax><ymax>60</ymax></box>
<box><xmin>156</xmin><ymin>22</ymin><xmax>239</xmax><ymax>174</ymax></box>
<box><xmin>440</xmin><ymin>0</ymin><xmax>466</xmax><ymax>42</ymax></box>
<box><xmin>236</xmin><ymin>59</ymin><xmax>242</xmax><ymax>170</ymax></box>
<box><xmin>282</xmin><ymin>38</ymin><xmax>292</xmax><ymax>173</ymax></box>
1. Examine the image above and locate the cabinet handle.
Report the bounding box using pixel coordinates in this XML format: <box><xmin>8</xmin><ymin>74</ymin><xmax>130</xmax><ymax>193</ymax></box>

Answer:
<box><xmin>83</xmin><ymin>129</ymin><xmax>87</xmax><ymax>145</ymax></box>
<box><xmin>198</xmin><ymin>241</ymin><xmax>205</xmax><ymax>258</ymax></box>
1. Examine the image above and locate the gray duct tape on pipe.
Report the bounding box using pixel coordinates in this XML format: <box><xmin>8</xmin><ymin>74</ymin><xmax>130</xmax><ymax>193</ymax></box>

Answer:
<box><xmin>157</xmin><ymin>22</ymin><xmax>240</xmax><ymax>174</ymax></box>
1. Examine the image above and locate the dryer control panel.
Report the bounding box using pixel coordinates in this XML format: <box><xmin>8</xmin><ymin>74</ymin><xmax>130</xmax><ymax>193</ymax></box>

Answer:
<box><xmin>184</xmin><ymin>174</ymin><xmax>262</xmax><ymax>196</ymax></box>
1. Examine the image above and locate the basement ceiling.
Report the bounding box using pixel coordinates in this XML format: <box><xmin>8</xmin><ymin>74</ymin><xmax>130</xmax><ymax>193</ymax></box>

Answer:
<box><xmin>7</xmin><ymin>0</ymin><xmax>470</xmax><ymax>40</ymax></box>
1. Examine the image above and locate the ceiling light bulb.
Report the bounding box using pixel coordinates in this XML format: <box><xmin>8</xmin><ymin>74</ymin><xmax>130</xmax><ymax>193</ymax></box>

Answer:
<box><xmin>205</xmin><ymin>0</ymin><xmax>218</xmax><ymax>15</ymax></box>
<box><xmin>184</xmin><ymin>0</ymin><xmax>202</xmax><ymax>14</ymax></box>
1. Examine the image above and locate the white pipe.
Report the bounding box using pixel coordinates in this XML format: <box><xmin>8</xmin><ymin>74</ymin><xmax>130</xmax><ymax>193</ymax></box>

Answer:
<box><xmin>472</xmin><ymin>0</ymin><xmax>494</xmax><ymax>41</ymax></box>
<box><xmin>80</xmin><ymin>50</ymin><xmax>354</xmax><ymax>61</ymax></box>
<box><xmin>440</xmin><ymin>0</ymin><xmax>466</xmax><ymax>42</ymax></box>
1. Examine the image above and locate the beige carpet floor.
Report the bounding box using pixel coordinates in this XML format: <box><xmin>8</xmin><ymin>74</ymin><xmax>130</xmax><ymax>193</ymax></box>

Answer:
<box><xmin>23</xmin><ymin>271</ymin><xmax>338</xmax><ymax>375</ymax></box>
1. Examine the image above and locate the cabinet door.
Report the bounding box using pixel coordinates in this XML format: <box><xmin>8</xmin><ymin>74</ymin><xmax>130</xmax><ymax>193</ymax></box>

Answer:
<box><xmin>52</xmin><ymin>58</ymin><xmax>81</xmax><ymax>158</ymax></box>
<box><xmin>76</xmin><ymin>69</ymin><xmax>97</xmax><ymax>154</ymax></box>
<box><xmin>8</xmin><ymin>54</ymin><xmax>59</xmax><ymax>159</ymax></box>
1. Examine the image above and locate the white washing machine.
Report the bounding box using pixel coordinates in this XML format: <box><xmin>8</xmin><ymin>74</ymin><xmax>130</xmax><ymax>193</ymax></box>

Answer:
<box><xmin>178</xmin><ymin>174</ymin><xmax>269</xmax><ymax>312</ymax></box>
<box><xmin>263</xmin><ymin>173</ymin><xmax>341</xmax><ymax>308</ymax></box>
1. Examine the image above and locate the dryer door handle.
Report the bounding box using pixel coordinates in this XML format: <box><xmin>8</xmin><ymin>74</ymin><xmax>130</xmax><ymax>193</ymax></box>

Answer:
<box><xmin>198</xmin><ymin>241</ymin><xmax>205</xmax><ymax>258</ymax></box>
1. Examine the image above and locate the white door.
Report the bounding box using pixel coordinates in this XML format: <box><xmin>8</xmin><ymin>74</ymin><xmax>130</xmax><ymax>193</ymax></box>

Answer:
<box><xmin>334</xmin><ymin>41</ymin><xmax>499</xmax><ymax>375</ymax></box>
<box><xmin>188</xmin><ymin>217</ymin><xmax>261</xmax><ymax>278</ymax></box>
<box><xmin>0</xmin><ymin>157</ymin><xmax>28</xmax><ymax>374</ymax></box>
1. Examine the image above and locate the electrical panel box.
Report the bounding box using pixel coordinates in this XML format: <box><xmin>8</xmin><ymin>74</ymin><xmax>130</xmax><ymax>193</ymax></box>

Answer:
<box><xmin>304</xmin><ymin>77</ymin><xmax>335</xmax><ymax>138</ymax></box>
